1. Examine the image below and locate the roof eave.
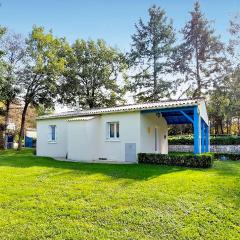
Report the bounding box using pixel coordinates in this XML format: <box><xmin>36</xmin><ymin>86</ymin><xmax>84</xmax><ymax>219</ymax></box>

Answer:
<box><xmin>36</xmin><ymin>102</ymin><xmax>200</xmax><ymax>121</ymax></box>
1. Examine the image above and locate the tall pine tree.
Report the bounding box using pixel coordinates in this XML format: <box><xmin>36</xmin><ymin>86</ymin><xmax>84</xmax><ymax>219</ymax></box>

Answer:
<box><xmin>128</xmin><ymin>5</ymin><xmax>175</xmax><ymax>102</ymax></box>
<box><xmin>173</xmin><ymin>1</ymin><xmax>226</xmax><ymax>98</ymax></box>
<box><xmin>228</xmin><ymin>13</ymin><xmax>240</xmax><ymax>67</ymax></box>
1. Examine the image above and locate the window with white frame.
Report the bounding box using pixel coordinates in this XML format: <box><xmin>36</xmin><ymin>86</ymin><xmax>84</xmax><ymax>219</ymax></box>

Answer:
<box><xmin>107</xmin><ymin>122</ymin><xmax>119</xmax><ymax>139</ymax></box>
<box><xmin>48</xmin><ymin>125</ymin><xmax>57</xmax><ymax>142</ymax></box>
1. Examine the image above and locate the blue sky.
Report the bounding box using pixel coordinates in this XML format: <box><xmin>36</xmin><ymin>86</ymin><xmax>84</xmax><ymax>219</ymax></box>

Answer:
<box><xmin>0</xmin><ymin>0</ymin><xmax>239</xmax><ymax>51</ymax></box>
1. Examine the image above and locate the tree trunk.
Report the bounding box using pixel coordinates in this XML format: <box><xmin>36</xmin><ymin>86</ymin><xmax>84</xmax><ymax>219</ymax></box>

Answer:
<box><xmin>153</xmin><ymin>54</ymin><xmax>157</xmax><ymax>101</ymax></box>
<box><xmin>226</xmin><ymin>119</ymin><xmax>229</xmax><ymax>135</ymax></box>
<box><xmin>229</xmin><ymin>119</ymin><xmax>232</xmax><ymax>135</ymax></box>
<box><xmin>194</xmin><ymin>39</ymin><xmax>201</xmax><ymax>98</ymax></box>
<box><xmin>214</xmin><ymin>121</ymin><xmax>218</xmax><ymax>135</ymax></box>
<box><xmin>18</xmin><ymin>103</ymin><xmax>29</xmax><ymax>150</ymax></box>
<box><xmin>226</xmin><ymin>118</ymin><xmax>232</xmax><ymax>135</ymax></box>
<box><xmin>4</xmin><ymin>101</ymin><xmax>11</xmax><ymax>149</ymax></box>
<box><xmin>220</xmin><ymin>120</ymin><xmax>224</xmax><ymax>135</ymax></box>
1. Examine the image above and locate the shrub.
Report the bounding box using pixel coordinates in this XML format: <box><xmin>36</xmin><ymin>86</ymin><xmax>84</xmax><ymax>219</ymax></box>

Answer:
<box><xmin>210</xmin><ymin>136</ymin><xmax>240</xmax><ymax>145</ymax></box>
<box><xmin>168</xmin><ymin>135</ymin><xmax>240</xmax><ymax>145</ymax></box>
<box><xmin>138</xmin><ymin>153</ymin><xmax>213</xmax><ymax>168</ymax></box>
<box><xmin>168</xmin><ymin>135</ymin><xmax>194</xmax><ymax>145</ymax></box>
<box><xmin>213</xmin><ymin>153</ymin><xmax>240</xmax><ymax>161</ymax></box>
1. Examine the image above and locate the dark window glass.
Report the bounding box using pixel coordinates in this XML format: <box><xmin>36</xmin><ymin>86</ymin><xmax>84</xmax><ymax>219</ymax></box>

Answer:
<box><xmin>51</xmin><ymin>125</ymin><xmax>56</xmax><ymax>141</ymax></box>
<box><xmin>116</xmin><ymin>123</ymin><xmax>119</xmax><ymax>138</ymax></box>
<box><xmin>109</xmin><ymin>123</ymin><xmax>114</xmax><ymax>138</ymax></box>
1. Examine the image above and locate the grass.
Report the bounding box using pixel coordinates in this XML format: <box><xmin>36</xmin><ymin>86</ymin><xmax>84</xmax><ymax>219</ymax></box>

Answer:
<box><xmin>0</xmin><ymin>149</ymin><xmax>239</xmax><ymax>239</ymax></box>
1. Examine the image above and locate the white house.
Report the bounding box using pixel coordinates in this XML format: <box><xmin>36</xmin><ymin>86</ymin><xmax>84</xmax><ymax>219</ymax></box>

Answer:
<box><xmin>36</xmin><ymin>98</ymin><xmax>209</xmax><ymax>163</ymax></box>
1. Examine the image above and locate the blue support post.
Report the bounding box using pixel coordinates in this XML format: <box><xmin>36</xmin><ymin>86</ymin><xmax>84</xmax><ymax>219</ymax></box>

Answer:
<box><xmin>203</xmin><ymin>122</ymin><xmax>206</xmax><ymax>152</ymax></box>
<box><xmin>194</xmin><ymin>106</ymin><xmax>201</xmax><ymax>154</ymax></box>
<box><xmin>201</xmin><ymin>119</ymin><xmax>205</xmax><ymax>153</ymax></box>
<box><xmin>205</xmin><ymin>124</ymin><xmax>210</xmax><ymax>152</ymax></box>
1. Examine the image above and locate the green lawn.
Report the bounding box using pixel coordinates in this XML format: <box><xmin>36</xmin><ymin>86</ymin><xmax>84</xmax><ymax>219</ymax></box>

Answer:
<box><xmin>0</xmin><ymin>149</ymin><xmax>239</xmax><ymax>240</ymax></box>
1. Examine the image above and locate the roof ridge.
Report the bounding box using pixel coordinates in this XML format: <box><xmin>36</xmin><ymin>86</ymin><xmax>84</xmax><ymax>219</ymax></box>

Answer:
<box><xmin>75</xmin><ymin>98</ymin><xmax>201</xmax><ymax>112</ymax></box>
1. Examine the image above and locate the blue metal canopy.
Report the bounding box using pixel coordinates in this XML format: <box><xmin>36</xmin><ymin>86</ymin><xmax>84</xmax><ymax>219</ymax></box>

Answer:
<box><xmin>141</xmin><ymin>106</ymin><xmax>194</xmax><ymax>125</ymax></box>
<box><xmin>141</xmin><ymin>105</ymin><xmax>209</xmax><ymax>154</ymax></box>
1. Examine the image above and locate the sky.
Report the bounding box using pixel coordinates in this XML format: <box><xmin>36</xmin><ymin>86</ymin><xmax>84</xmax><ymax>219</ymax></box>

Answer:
<box><xmin>0</xmin><ymin>0</ymin><xmax>239</xmax><ymax>112</ymax></box>
<box><xmin>0</xmin><ymin>0</ymin><xmax>239</xmax><ymax>52</ymax></box>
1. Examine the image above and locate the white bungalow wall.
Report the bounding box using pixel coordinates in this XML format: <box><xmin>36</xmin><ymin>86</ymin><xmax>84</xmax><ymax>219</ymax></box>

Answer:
<box><xmin>97</xmin><ymin>112</ymin><xmax>141</xmax><ymax>162</ymax></box>
<box><xmin>36</xmin><ymin>118</ymin><xmax>69</xmax><ymax>158</ymax></box>
<box><xmin>67</xmin><ymin>118</ymin><xmax>99</xmax><ymax>161</ymax></box>
<box><xmin>140</xmin><ymin>113</ymin><xmax>168</xmax><ymax>154</ymax></box>
<box><xmin>67</xmin><ymin>112</ymin><xmax>141</xmax><ymax>162</ymax></box>
<box><xmin>37</xmin><ymin>111</ymin><xmax>169</xmax><ymax>162</ymax></box>
<box><xmin>198</xmin><ymin>100</ymin><xmax>209</xmax><ymax>124</ymax></box>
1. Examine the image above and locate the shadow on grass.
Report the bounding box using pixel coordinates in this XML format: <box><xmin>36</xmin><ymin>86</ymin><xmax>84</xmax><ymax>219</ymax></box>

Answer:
<box><xmin>0</xmin><ymin>149</ymin><xmax>188</xmax><ymax>181</ymax></box>
<box><xmin>213</xmin><ymin>160</ymin><xmax>240</xmax><ymax>177</ymax></box>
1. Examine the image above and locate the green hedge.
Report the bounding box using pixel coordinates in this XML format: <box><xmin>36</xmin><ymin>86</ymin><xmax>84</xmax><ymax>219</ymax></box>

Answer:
<box><xmin>213</xmin><ymin>153</ymin><xmax>240</xmax><ymax>161</ymax></box>
<box><xmin>168</xmin><ymin>135</ymin><xmax>240</xmax><ymax>145</ymax></box>
<box><xmin>138</xmin><ymin>153</ymin><xmax>213</xmax><ymax>168</ymax></box>
<box><xmin>168</xmin><ymin>135</ymin><xmax>194</xmax><ymax>145</ymax></box>
<box><xmin>210</xmin><ymin>136</ymin><xmax>240</xmax><ymax>145</ymax></box>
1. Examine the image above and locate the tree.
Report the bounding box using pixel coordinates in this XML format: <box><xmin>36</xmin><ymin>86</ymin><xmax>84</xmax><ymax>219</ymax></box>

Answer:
<box><xmin>128</xmin><ymin>5</ymin><xmax>175</xmax><ymax>102</ymax></box>
<box><xmin>59</xmin><ymin>39</ymin><xmax>127</xmax><ymax>109</ymax></box>
<box><xmin>0</xmin><ymin>26</ymin><xmax>7</xmax><ymax>97</ymax></box>
<box><xmin>173</xmin><ymin>1</ymin><xmax>226</xmax><ymax>98</ymax></box>
<box><xmin>0</xmin><ymin>26</ymin><xmax>7</xmax><ymax>148</ymax></box>
<box><xmin>0</xmin><ymin>31</ymin><xmax>25</xmax><ymax>141</ymax></box>
<box><xmin>228</xmin><ymin>13</ymin><xmax>240</xmax><ymax>68</ymax></box>
<box><xmin>208</xmin><ymin>68</ymin><xmax>240</xmax><ymax>135</ymax></box>
<box><xmin>208</xmin><ymin>88</ymin><xmax>230</xmax><ymax>134</ymax></box>
<box><xmin>223</xmin><ymin>70</ymin><xmax>240</xmax><ymax>134</ymax></box>
<box><xmin>216</xmin><ymin>14</ymin><xmax>240</xmax><ymax>135</ymax></box>
<box><xmin>228</xmin><ymin>15</ymin><xmax>240</xmax><ymax>134</ymax></box>
<box><xmin>0</xmin><ymin>25</ymin><xmax>6</xmax><ymax>56</ymax></box>
<box><xmin>17</xmin><ymin>26</ymin><xmax>68</xmax><ymax>150</ymax></box>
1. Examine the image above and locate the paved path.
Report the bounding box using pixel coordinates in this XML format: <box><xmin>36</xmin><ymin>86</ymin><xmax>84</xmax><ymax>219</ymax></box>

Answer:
<box><xmin>54</xmin><ymin>157</ymin><xmax>136</xmax><ymax>164</ymax></box>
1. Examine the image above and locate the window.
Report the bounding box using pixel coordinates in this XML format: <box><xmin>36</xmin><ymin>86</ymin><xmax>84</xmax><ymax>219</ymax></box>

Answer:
<box><xmin>107</xmin><ymin>122</ymin><xmax>119</xmax><ymax>140</ymax></box>
<box><xmin>48</xmin><ymin>125</ymin><xmax>56</xmax><ymax>142</ymax></box>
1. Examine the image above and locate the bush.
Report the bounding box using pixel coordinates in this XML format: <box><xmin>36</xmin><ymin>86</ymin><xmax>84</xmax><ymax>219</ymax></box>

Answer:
<box><xmin>210</xmin><ymin>136</ymin><xmax>240</xmax><ymax>145</ymax></box>
<box><xmin>168</xmin><ymin>135</ymin><xmax>240</xmax><ymax>145</ymax></box>
<box><xmin>138</xmin><ymin>153</ymin><xmax>213</xmax><ymax>168</ymax></box>
<box><xmin>168</xmin><ymin>135</ymin><xmax>194</xmax><ymax>145</ymax></box>
<box><xmin>213</xmin><ymin>153</ymin><xmax>240</xmax><ymax>161</ymax></box>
